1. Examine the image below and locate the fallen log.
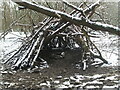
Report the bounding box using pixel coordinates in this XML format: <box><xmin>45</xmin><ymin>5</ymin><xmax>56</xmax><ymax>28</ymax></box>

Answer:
<box><xmin>12</xmin><ymin>0</ymin><xmax>120</xmax><ymax>36</ymax></box>
<box><xmin>4</xmin><ymin>0</ymin><xmax>118</xmax><ymax>70</ymax></box>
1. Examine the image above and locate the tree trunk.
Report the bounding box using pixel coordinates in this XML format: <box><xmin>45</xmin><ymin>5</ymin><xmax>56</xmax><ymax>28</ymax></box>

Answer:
<box><xmin>12</xmin><ymin>0</ymin><xmax>120</xmax><ymax>36</ymax></box>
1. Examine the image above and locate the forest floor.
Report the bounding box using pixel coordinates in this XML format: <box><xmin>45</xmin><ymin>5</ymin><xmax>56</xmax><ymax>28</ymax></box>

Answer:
<box><xmin>0</xmin><ymin>32</ymin><xmax>119</xmax><ymax>90</ymax></box>
<box><xmin>0</xmin><ymin>60</ymin><xmax>119</xmax><ymax>90</ymax></box>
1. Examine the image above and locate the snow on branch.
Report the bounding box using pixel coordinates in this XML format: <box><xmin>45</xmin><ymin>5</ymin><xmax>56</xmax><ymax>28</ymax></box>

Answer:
<box><xmin>12</xmin><ymin>0</ymin><xmax>120</xmax><ymax>36</ymax></box>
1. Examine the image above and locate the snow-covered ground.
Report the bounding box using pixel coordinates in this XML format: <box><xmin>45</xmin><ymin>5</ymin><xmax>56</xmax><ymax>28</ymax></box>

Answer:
<box><xmin>0</xmin><ymin>32</ymin><xmax>118</xmax><ymax>66</ymax></box>
<box><xmin>0</xmin><ymin>32</ymin><xmax>26</xmax><ymax>59</ymax></box>
<box><xmin>0</xmin><ymin>70</ymin><xmax>119</xmax><ymax>89</ymax></box>
<box><xmin>0</xmin><ymin>32</ymin><xmax>26</xmax><ymax>89</ymax></box>
<box><xmin>0</xmin><ymin>32</ymin><xmax>119</xmax><ymax>89</ymax></box>
<box><xmin>91</xmin><ymin>32</ymin><xmax>119</xmax><ymax>66</ymax></box>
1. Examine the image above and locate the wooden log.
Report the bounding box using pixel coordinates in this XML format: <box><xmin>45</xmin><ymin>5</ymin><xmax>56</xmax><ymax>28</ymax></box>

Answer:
<box><xmin>74</xmin><ymin>35</ymin><xmax>108</xmax><ymax>64</ymax></box>
<box><xmin>15</xmin><ymin>23</ymin><xmax>32</xmax><ymax>27</ymax></box>
<box><xmin>83</xmin><ymin>0</ymin><xmax>101</xmax><ymax>15</ymax></box>
<box><xmin>30</xmin><ymin>37</ymin><xmax>45</xmax><ymax>68</ymax></box>
<box><xmin>62</xmin><ymin>0</ymin><xmax>86</xmax><ymax>17</ymax></box>
<box><xmin>13</xmin><ymin>39</ymin><xmax>35</xmax><ymax>68</ymax></box>
<box><xmin>13</xmin><ymin>37</ymin><xmax>39</xmax><ymax>68</ymax></box>
<box><xmin>12</xmin><ymin>0</ymin><xmax>120</xmax><ymax>36</ymax></box>
<box><xmin>4</xmin><ymin>17</ymin><xmax>53</xmax><ymax>66</ymax></box>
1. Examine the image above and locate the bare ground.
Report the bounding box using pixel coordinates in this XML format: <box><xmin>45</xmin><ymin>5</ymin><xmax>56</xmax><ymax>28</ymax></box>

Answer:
<box><xmin>1</xmin><ymin>51</ymin><xmax>119</xmax><ymax>90</ymax></box>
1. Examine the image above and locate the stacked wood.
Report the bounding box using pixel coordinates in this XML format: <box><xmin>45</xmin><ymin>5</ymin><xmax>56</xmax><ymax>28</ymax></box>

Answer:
<box><xmin>3</xmin><ymin>0</ymin><xmax>120</xmax><ymax>70</ymax></box>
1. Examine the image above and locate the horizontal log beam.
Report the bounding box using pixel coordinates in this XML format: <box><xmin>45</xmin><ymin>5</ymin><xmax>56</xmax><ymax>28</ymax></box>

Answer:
<box><xmin>12</xmin><ymin>0</ymin><xmax>120</xmax><ymax>36</ymax></box>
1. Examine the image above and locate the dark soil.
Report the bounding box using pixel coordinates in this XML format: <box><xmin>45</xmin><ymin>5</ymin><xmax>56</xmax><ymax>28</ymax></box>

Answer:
<box><xmin>0</xmin><ymin>50</ymin><xmax>119</xmax><ymax>90</ymax></box>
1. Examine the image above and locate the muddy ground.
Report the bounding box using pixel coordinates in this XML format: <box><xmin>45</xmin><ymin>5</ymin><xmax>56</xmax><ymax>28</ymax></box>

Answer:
<box><xmin>0</xmin><ymin>52</ymin><xmax>119</xmax><ymax>90</ymax></box>
<box><xmin>0</xmin><ymin>32</ymin><xmax>119</xmax><ymax>90</ymax></box>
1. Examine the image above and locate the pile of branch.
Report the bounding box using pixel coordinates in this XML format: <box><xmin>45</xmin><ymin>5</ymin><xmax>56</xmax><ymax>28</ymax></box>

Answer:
<box><xmin>3</xmin><ymin>0</ymin><xmax>120</xmax><ymax>70</ymax></box>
